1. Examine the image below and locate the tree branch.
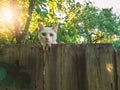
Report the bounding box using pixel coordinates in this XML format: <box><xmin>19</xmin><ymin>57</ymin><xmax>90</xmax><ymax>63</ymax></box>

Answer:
<box><xmin>18</xmin><ymin>0</ymin><xmax>35</xmax><ymax>44</ymax></box>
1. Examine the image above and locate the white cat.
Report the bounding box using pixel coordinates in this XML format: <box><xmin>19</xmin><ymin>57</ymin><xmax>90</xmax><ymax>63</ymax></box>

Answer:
<box><xmin>38</xmin><ymin>23</ymin><xmax>58</xmax><ymax>51</ymax></box>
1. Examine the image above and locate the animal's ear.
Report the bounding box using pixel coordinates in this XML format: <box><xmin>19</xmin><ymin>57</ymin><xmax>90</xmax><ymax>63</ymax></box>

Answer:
<box><xmin>52</xmin><ymin>25</ymin><xmax>58</xmax><ymax>32</ymax></box>
<box><xmin>38</xmin><ymin>23</ymin><xmax>44</xmax><ymax>31</ymax></box>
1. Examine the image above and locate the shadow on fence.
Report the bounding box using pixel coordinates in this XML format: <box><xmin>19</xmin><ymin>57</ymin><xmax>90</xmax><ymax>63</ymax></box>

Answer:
<box><xmin>0</xmin><ymin>44</ymin><xmax>119</xmax><ymax>90</ymax></box>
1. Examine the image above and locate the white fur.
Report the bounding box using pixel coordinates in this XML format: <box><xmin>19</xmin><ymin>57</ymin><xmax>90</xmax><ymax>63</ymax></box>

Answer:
<box><xmin>38</xmin><ymin>23</ymin><xmax>58</xmax><ymax>49</ymax></box>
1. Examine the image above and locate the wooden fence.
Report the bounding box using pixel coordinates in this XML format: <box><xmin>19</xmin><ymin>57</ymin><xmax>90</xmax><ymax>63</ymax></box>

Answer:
<box><xmin>0</xmin><ymin>44</ymin><xmax>119</xmax><ymax>90</ymax></box>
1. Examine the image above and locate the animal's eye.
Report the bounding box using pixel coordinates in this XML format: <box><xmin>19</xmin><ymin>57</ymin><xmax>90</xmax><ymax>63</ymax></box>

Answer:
<box><xmin>50</xmin><ymin>33</ymin><xmax>54</xmax><ymax>36</ymax></box>
<box><xmin>42</xmin><ymin>33</ymin><xmax>46</xmax><ymax>36</ymax></box>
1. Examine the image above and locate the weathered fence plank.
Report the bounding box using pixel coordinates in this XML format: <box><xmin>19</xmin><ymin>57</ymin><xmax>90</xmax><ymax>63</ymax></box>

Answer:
<box><xmin>85</xmin><ymin>44</ymin><xmax>115</xmax><ymax>90</ymax></box>
<box><xmin>0</xmin><ymin>45</ymin><xmax>44</xmax><ymax>90</ymax></box>
<box><xmin>0</xmin><ymin>44</ymin><xmax>119</xmax><ymax>90</ymax></box>
<box><xmin>43</xmin><ymin>45</ymin><xmax>87</xmax><ymax>90</ymax></box>
<box><xmin>116</xmin><ymin>51</ymin><xmax>120</xmax><ymax>90</ymax></box>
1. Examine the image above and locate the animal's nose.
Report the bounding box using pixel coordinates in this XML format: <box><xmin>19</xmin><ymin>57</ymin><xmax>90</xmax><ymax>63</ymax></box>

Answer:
<box><xmin>45</xmin><ymin>37</ymin><xmax>48</xmax><ymax>41</ymax></box>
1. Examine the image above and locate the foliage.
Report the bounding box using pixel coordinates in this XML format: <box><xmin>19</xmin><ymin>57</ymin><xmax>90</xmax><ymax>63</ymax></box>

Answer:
<box><xmin>0</xmin><ymin>0</ymin><xmax>120</xmax><ymax>45</ymax></box>
<box><xmin>113</xmin><ymin>40</ymin><xmax>120</xmax><ymax>51</ymax></box>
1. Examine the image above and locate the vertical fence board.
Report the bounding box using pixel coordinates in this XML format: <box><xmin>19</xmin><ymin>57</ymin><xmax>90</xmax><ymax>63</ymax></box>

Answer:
<box><xmin>62</xmin><ymin>45</ymin><xmax>78</xmax><ymax>90</ymax></box>
<box><xmin>61</xmin><ymin>45</ymin><xmax>78</xmax><ymax>90</ymax></box>
<box><xmin>0</xmin><ymin>45</ymin><xmax>43</xmax><ymax>90</ymax></box>
<box><xmin>44</xmin><ymin>45</ymin><xmax>58</xmax><ymax>90</ymax></box>
<box><xmin>35</xmin><ymin>47</ymin><xmax>44</xmax><ymax>90</ymax></box>
<box><xmin>0</xmin><ymin>44</ymin><xmax>119</xmax><ymax>90</ymax></box>
<box><xmin>61</xmin><ymin>45</ymin><xmax>87</xmax><ymax>90</ymax></box>
<box><xmin>86</xmin><ymin>44</ymin><xmax>115</xmax><ymax>90</ymax></box>
<box><xmin>116</xmin><ymin>51</ymin><xmax>120</xmax><ymax>90</ymax></box>
<box><xmin>42</xmin><ymin>44</ymin><xmax>87</xmax><ymax>90</ymax></box>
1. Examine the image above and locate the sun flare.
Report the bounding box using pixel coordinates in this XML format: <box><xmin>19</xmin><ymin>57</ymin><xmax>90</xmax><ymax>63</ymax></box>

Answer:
<box><xmin>0</xmin><ymin>8</ymin><xmax>13</xmax><ymax>22</ymax></box>
<box><xmin>3</xmin><ymin>11</ymin><xmax>13</xmax><ymax>21</ymax></box>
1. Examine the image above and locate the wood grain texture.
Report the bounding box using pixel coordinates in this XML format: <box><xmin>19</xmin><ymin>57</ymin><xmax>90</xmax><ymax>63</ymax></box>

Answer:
<box><xmin>86</xmin><ymin>44</ymin><xmax>115</xmax><ymax>90</ymax></box>
<box><xmin>116</xmin><ymin>51</ymin><xmax>120</xmax><ymax>90</ymax></box>
<box><xmin>0</xmin><ymin>44</ymin><xmax>119</xmax><ymax>90</ymax></box>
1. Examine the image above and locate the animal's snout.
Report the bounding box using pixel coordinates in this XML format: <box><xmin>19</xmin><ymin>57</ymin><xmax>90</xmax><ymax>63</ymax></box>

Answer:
<box><xmin>45</xmin><ymin>37</ymin><xmax>49</xmax><ymax>41</ymax></box>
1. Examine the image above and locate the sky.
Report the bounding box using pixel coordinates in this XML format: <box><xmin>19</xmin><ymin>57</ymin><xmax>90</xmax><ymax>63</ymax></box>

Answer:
<box><xmin>75</xmin><ymin>0</ymin><xmax>120</xmax><ymax>15</ymax></box>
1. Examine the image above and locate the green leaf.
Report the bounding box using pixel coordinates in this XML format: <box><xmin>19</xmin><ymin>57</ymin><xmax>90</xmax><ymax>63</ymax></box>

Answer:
<box><xmin>113</xmin><ymin>40</ymin><xmax>120</xmax><ymax>50</ymax></box>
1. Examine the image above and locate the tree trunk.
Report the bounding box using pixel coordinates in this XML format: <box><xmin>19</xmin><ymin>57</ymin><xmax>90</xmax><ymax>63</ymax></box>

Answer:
<box><xmin>19</xmin><ymin>0</ymin><xmax>35</xmax><ymax>44</ymax></box>
<box><xmin>10</xmin><ymin>0</ymin><xmax>35</xmax><ymax>44</ymax></box>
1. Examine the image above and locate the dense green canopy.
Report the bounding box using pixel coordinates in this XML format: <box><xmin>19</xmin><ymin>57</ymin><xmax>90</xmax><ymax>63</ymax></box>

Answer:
<box><xmin>0</xmin><ymin>0</ymin><xmax>120</xmax><ymax>46</ymax></box>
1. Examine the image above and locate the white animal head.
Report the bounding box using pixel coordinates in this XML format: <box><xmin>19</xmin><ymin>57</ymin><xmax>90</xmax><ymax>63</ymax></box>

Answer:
<box><xmin>38</xmin><ymin>23</ymin><xmax>58</xmax><ymax>46</ymax></box>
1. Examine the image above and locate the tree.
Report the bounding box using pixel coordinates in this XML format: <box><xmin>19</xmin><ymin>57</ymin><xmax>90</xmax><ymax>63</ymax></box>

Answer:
<box><xmin>0</xmin><ymin>0</ymin><xmax>120</xmax><ymax>45</ymax></box>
